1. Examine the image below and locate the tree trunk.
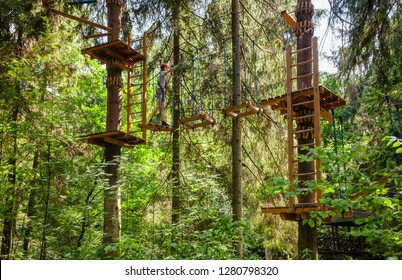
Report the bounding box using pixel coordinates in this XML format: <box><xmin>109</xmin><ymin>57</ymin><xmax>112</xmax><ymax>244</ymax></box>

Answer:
<box><xmin>23</xmin><ymin>150</ymin><xmax>40</xmax><ymax>256</ymax></box>
<box><xmin>231</xmin><ymin>0</ymin><xmax>243</xmax><ymax>258</ymax></box>
<box><xmin>171</xmin><ymin>3</ymin><xmax>181</xmax><ymax>227</ymax></box>
<box><xmin>296</xmin><ymin>0</ymin><xmax>317</xmax><ymax>260</ymax></box>
<box><xmin>1</xmin><ymin>107</ymin><xmax>19</xmax><ymax>260</ymax></box>
<box><xmin>103</xmin><ymin>0</ymin><xmax>122</xmax><ymax>259</ymax></box>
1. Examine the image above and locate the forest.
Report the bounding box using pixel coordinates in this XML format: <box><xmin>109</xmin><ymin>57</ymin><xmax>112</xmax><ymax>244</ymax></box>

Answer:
<box><xmin>0</xmin><ymin>0</ymin><xmax>401</xmax><ymax>260</ymax></box>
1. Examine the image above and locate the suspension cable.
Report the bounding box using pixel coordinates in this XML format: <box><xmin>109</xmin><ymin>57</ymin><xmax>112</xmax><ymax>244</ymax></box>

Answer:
<box><xmin>223</xmin><ymin>43</ymin><xmax>227</xmax><ymax>109</ymax></box>
<box><xmin>252</xmin><ymin>39</ymin><xmax>258</xmax><ymax>106</ymax></box>
<box><xmin>331</xmin><ymin>107</ymin><xmax>341</xmax><ymax>198</ymax></box>
<box><xmin>243</xmin><ymin>29</ymin><xmax>248</xmax><ymax>101</ymax></box>
<box><xmin>210</xmin><ymin>54</ymin><xmax>215</xmax><ymax>119</ymax></box>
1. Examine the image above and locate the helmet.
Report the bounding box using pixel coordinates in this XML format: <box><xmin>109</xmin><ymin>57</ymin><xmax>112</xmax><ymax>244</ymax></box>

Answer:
<box><xmin>161</xmin><ymin>63</ymin><xmax>169</xmax><ymax>69</ymax></box>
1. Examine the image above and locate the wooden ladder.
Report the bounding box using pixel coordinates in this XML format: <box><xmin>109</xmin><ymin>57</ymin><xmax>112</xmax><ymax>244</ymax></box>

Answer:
<box><xmin>126</xmin><ymin>34</ymin><xmax>147</xmax><ymax>141</ymax></box>
<box><xmin>286</xmin><ymin>37</ymin><xmax>322</xmax><ymax>209</ymax></box>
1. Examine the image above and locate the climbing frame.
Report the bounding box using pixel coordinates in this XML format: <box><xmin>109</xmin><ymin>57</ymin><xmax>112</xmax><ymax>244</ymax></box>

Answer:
<box><xmin>82</xmin><ymin>33</ymin><xmax>148</xmax><ymax>148</ymax></box>
<box><xmin>261</xmin><ymin>37</ymin><xmax>346</xmax><ymax>221</ymax></box>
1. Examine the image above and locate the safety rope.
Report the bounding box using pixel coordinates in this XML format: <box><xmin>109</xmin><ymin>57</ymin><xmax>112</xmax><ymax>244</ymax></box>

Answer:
<box><xmin>252</xmin><ymin>39</ymin><xmax>258</xmax><ymax>106</ymax></box>
<box><xmin>191</xmin><ymin>55</ymin><xmax>195</xmax><ymax>117</ymax></box>
<box><xmin>179</xmin><ymin>54</ymin><xmax>184</xmax><ymax>119</ymax></box>
<box><xmin>197</xmin><ymin>48</ymin><xmax>202</xmax><ymax>114</ymax></box>
<box><xmin>210</xmin><ymin>54</ymin><xmax>215</xmax><ymax>119</ymax></box>
<box><xmin>338</xmin><ymin>116</ymin><xmax>346</xmax><ymax>172</ymax></box>
<box><xmin>243</xmin><ymin>30</ymin><xmax>248</xmax><ymax>101</ymax></box>
<box><xmin>223</xmin><ymin>43</ymin><xmax>227</xmax><ymax>109</ymax></box>
<box><xmin>331</xmin><ymin>107</ymin><xmax>342</xmax><ymax>198</ymax></box>
<box><xmin>233</xmin><ymin>46</ymin><xmax>238</xmax><ymax>105</ymax></box>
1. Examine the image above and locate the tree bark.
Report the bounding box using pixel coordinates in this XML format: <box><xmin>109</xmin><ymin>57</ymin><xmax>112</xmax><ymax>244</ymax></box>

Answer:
<box><xmin>1</xmin><ymin>107</ymin><xmax>19</xmax><ymax>260</ymax></box>
<box><xmin>23</xmin><ymin>150</ymin><xmax>40</xmax><ymax>256</ymax></box>
<box><xmin>296</xmin><ymin>0</ymin><xmax>318</xmax><ymax>260</ymax></box>
<box><xmin>171</xmin><ymin>3</ymin><xmax>181</xmax><ymax>227</ymax></box>
<box><xmin>103</xmin><ymin>0</ymin><xmax>122</xmax><ymax>259</ymax></box>
<box><xmin>231</xmin><ymin>0</ymin><xmax>243</xmax><ymax>258</ymax></box>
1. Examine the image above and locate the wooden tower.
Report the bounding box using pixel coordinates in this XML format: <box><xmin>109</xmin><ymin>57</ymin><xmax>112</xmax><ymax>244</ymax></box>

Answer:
<box><xmin>43</xmin><ymin>1</ymin><xmax>148</xmax><ymax>148</ymax></box>
<box><xmin>81</xmin><ymin>34</ymin><xmax>148</xmax><ymax>148</ymax></box>
<box><xmin>260</xmin><ymin>36</ymin><xmax>346</xmax><ymax>220</ymax></box>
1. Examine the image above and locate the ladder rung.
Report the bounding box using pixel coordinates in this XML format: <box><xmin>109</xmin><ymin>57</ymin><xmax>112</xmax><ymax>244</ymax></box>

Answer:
<box><xmin>130</xmin><ymin>74</ymin><xmax>143</xmax><ymax>78</ymax></box>
<box><xmin>291</xmin><ymin>59</ymin><xmax>313</xmax><ymax>67</ymax></box>
<box><xmin>130</xmin><ymin>83</ymin><xmax>143</xmax><ymax>87</ymax></box>
<box><xmin>293</xmin><ymin>128</ymin><xmax>314</xmax><ymax>134</ymax></box>
<box><xmin>292</xmin><ymin>100</ymin><xmax>314</xmax><ymax>106</ymax></box>
<box><xmin>293</xmin><ymin>143</ymin><xmax>315</xmax><ymax>149</ymax></box>
<box><xmin>294</xmin><ymin>171</ymin><xmax>316</xmax><ymax>176</ymax></box>
<box><xmin>291</xmin><ymin>73</ymin><xmax>313</xmax><ymax>80</ymax></box>
<box><xmin>293</xmin><ymin>114</ymin><xmax>315</xmax><ymax>120</ymax></box>
<box><xmin>291</xmin><ymin>45</ymin><xmax>313</xmax><ymax>54</ymax></box>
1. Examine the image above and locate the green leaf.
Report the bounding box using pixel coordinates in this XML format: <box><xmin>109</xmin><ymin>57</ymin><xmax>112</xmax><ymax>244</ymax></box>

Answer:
<box><xmin>396</xmin><ymin>147</ymin><xmax>402</xmax><ymax>154</ymax></box>
<box><xmin>384</xmin><ymin>199</ymin><xmax>393</xmax><ymax>207</ymax></box>
<box><xmin>308</xmin><ymin>219</ymin><xmax>315</xmax><ymax>227</ymax></box>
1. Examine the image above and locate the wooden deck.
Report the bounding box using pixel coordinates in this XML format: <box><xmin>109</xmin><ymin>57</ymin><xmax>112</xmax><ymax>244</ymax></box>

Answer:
<box><xmin>260</xmin><ymin>86</ymin><xmax>346</xmax><ymax>122</ymax></box>
<box><xmin>81</xmin><ymin>40</ymin><xmax>145</xmax><ymax>70</ymax></box>
<box><xmin>81</xmin><ymin>130</ymin><xmax>145</xmax><ymax>149</ymax></box>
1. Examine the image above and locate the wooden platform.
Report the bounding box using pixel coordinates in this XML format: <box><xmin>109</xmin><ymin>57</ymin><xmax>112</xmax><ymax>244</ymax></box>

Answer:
<box><xmin>262</xmin><ymin>203</ymin><xmax>357</xmax><ymax>222</ymax></box>
<box><xmin>260</xmin><ymin>86</ymin><xmax>346</xmax><ymax>122</ymax></box>
<box><xmin>81</xmin><ymin>40</ymin><xmax>145</xmax><ymax>70</ymax></box>
<box><xmin>222</xmin><ymin>101</ymin><xmax>263</xmax><ymax>119</ymax></box>
<box><xmin>81</xmin><ymin>130</ymin><xmax>145</xmax><ymax>149</ymax></box>
<box><xmin>180</xmin><ymin>114</ymin><xmax>215</xmax><ymax>129</ymax></box>
<box><xmin>140</xmin><ymin>124</ymin><xmax>174</xmax><ymax>132</ymax></box>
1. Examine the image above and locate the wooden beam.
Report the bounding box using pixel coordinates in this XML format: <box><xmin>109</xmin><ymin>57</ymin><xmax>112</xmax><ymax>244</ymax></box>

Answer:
<box><xmin>223</xmin><ymin>101</ymin><xmax>252</xmax><ymax>113</ymax></box>
<box><xmin>180</xmin><ymin>114</ymin><xmax>207</xmax><ymax>124</ymax></box>
<box><xmin>280</xmin><ymin>10</ymin><xmax>297</xmax><ymax>29</ymax></box>
<box><xmin>50</xmin><ymin>8</ymin><xmax>111</xmax><ymax>32</ymax></box>
<box><xmin>103</xmin><ymin>136</ymin><xmax>132</xmax><ymax>149</ymax></box>
<box><xmin>85</xmin><ymin>33</ymin><xmax>110</xmax><ymax>39</ymax></box>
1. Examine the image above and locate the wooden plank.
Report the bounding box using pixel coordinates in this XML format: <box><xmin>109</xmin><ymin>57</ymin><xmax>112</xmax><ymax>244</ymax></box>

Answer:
<box><xmin>224</xmin><ymin>111</ymin><xmax>238</xmax><ymax>119</ymax></box>
<box><xmin>236</xmin><ymin>109</ymin><xmax>259</xmax><ymax>119</ymax></box>
<box><xmin>280</xmin><ymin>10</ymin><xmax>297</xmax><ymax>29</ymax></box>
<box><xmin>50</xmin><ymin>8</ymin><xmax>111</xmax><ymax>31</ymax></box>
<box><xmin>223</xmin><ymin>101</ymin><xmax>252</xmax><ymax>113</ymax></box>
<box><xmin>103</xmin><ymin>136</ymin><xmax>132</xmax><ymax>149</ymax></box>
<box><xmin>140</xmin><ymin>124</ymin><xmax>174</xmax><ymax>132</ymax></box>
<box><xmin>248</xmin><ymin>104</ymin><xmax>263</xmax><ymax>113</ymax></box>
<box><xmin>180</xmin><ymin>114</ymin><xmax>207</xmax><ymax>124</ymax></box>
<box><xmin>84</xmin><ymin>33</ymin><xmax>110</xmax><ymax>39</ymax></box>
<box><xmin>103</xmin><ymin>47</ymin><xmax>129</xmax><ymax>63</ymax></box>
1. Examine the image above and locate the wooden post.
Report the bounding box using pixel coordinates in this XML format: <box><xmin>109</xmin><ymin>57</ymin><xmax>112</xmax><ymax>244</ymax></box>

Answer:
<box><xmin>312</xmin><ymin>37</ymin><xmax>322</xmax><ymax>204</ymax></box>
<box><xmin>141</xmin><ymin>33</ymin><xmax>147</xmax><ymax>140</ymax></box>
<box><xmin>286</xmin><ymin>45</ymin><xmax>295</xmax><ymax>209</ymax></box>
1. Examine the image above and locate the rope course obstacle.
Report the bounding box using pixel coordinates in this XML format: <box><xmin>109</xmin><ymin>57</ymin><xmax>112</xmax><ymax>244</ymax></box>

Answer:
<box><xmin>260</xmin><ymin>35</ymin><xmax>347</xmax><ymax>221</ymax></box>
<box><xmin>43</xmin><ymin>0</ymin><xmax>148</xmax><ymax>148</ymax></box>
<box><xmin>222</xmin><ymin>31</ymin><xmax>263</xmax><ymax>119</ymax></box>
<box><xmin>180</xmin><ymin>49</ymin><xmax>216</xmax><ymax>129</ymax></box>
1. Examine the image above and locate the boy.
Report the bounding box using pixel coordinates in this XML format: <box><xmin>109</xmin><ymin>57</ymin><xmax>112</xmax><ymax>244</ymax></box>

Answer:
<box><xmin>148</xmin><ymin>62</ymin><xmax>180</xmax><ymax>127</ymax></box>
